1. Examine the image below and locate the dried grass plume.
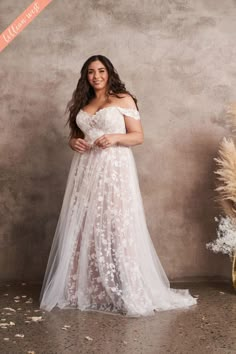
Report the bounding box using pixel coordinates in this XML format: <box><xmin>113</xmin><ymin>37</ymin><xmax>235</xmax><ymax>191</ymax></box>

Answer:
<box><xmin>214</xmin><ymin>137</ymin><xmax>236</xmax><ymax>218</ymax></box>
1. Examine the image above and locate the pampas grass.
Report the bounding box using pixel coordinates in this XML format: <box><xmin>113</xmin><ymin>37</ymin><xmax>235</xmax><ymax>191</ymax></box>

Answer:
<box><xmin>207</xmin><ymin>102</ymin><xmax>236</xmax><ymax>257</ymax></box>
<box><xmin>214</xmin><ymin>137</ymin><xmax>236</xmax><ymax>218</ymax></box>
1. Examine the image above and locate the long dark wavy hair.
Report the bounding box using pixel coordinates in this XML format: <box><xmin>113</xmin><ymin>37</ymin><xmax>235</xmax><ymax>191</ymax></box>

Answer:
<box><xmin>65</xmin><ymin>55</ymin><xmax>138</xmax><ymax>139</ymax></box>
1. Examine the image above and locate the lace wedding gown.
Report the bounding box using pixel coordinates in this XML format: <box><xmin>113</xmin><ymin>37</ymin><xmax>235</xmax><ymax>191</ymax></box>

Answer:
<box><xmin>39</xmin><ymin>105</ymin><xmax>197</xmax><ymax>316</ymax></box>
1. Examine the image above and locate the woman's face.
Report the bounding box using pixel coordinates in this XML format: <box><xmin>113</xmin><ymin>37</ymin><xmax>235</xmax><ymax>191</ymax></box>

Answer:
<box><xmin>87</xmin><ymin>60</ymin><xmax>109</xmax><ymax>91</ymax></box>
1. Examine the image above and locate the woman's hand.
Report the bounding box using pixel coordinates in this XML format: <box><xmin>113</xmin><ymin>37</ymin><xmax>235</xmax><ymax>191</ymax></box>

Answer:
<box><xmin>94</xmin><ymin>134</ymin><xmax>118</xmax><ymax>149</ymax></box>
<box><xmin>69</xmin><ymin>137</ymin><xmax>91</xmax><ymax>153</ymax></box>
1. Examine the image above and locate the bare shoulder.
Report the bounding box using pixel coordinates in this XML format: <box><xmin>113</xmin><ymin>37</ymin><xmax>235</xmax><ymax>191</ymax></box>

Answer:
<box><xmin>112</xmin><ymin>93</ymin><xmax>137</xmax><ymax>109</ymax></box>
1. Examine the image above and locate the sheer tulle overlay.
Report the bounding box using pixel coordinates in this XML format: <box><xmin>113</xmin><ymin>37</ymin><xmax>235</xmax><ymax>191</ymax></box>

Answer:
<box><xmin>39</xmin><ymin>106</ymin><xmax>197</xmax><ymax>316</ymax></box>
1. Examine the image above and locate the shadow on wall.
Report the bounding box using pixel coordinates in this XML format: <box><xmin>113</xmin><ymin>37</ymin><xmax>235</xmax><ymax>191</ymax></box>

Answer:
<box><xmin>178</xmin><ymin>128</ymin><xmax>230</xmax><ymax>280</ymax></box>
<box><xmin>137</xmin><ymin>122</ymin><xmax>230</xmax><ymax>280</ymax></box>
<box><xmin>0</xmin><ymin>101</ymin><xmax>72</xmax><ymax>282</ymax></box>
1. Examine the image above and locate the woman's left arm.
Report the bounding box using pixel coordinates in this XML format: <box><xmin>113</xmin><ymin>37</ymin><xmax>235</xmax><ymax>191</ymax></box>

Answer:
<box><xmin>115</xmin><ymin>117</ymin><xmax>144</xmax><ymax>146</ymax></box>
<box><xmin>94</xmin><ymin>118</ymin><xmax>144</xmax><ymax>148</ymax></box>
<box><xmin>94</xmin><ymin>94</ymin><xmax>144</xmax><ymax>148</ymax></box>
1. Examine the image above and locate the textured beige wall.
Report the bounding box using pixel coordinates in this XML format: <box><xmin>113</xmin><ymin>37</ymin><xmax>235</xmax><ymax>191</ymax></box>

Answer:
<box><xmin>1</xmin><ymin>0</ymin><xmax>236</xmax><ymax>281</ymax></box>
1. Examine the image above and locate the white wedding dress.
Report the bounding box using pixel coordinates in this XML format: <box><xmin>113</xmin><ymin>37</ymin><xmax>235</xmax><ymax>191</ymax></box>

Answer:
<box><xmin>39</xmin><ymin>105</ymin><xmax>197</xmax><ymax>316</ymax></box>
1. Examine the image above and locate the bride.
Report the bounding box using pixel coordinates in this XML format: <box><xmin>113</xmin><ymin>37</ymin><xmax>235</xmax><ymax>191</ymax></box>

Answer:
<box><xmin>39</xmin><ymin>54</ymin><xmax>197</xmax><ymax>316</ymax></box>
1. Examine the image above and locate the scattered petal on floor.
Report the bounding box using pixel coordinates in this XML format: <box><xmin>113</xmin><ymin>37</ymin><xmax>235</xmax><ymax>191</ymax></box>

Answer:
<box><xmin>0</xmin><ymin>321</ymin><xmax>15</xmax><ymax>327</ymax></box>
<box><xmin>61</xmin><ymin>324</ymin><xmax>71</xmax><ymax>330</ymax></box>
<box><xmin>85</xmin><ymin>336</ymin><xmax>93</xmax><ymax>341</ymax></box>
<box><xmin>14</xmin><ymin>296</ymin><xmax>20</xmax><ymax>299</ymax></box>
<box><xmin>27</xmin><ymin>351</ymin><xmax>35</xmax><ymax>354</ymax></box>
<box><xmin>25</xmin><ymin>299</ymin><xmax>33</xmax><ymax>304</ymax></box>
<box><xmin>3</xmin><ymin>307</ymin><xmax>16</xmax><ymax>312</ymax></box>
<box><xmin>21</xmin><ymin>295</ymin><xmax>27</xmax><ymax>298</ymax></box>
<box><xmin>15</xmin><ymin>334</ymin><xmax>24</xmax><ymax>338</ymax></box>
<box><xmin>26</xmin><ymin>316</ymin><xmax>43</xmax><ymax>322</ymax></box>
<box><xmin>3</xmin><ymin>338</ymin><xmax>10</xmax><ymax>341</ymax></box>
<box><xmin>122</xmin><ymin>340</ymin><xmax>128</xmax><ymax>345</ymax></box>
<box><xmin>3</xmin><ymin>294</ymin><xmax>8</xmax><ymax>296</ymax></box>
<box><xmin>219</xmin><ymin>291</ymin><xmax>225</xmax><ymax>295</ymax></box>
<box><xmin>21</xmin><ymin>283</ymin><xmax>26</xmax><ymax>286</ymax></box>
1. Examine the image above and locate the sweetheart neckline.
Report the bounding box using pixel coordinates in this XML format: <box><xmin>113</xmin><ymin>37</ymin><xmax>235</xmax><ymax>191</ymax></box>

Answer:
<box><xmin>80</xmin><ymin>106</ymin><xmax>138</xmax><ymax>117</ymax></box>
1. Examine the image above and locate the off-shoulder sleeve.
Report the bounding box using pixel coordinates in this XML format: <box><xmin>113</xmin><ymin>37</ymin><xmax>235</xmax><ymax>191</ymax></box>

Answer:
<box><xmin>116</xmin><ymin>107</ymin><xmax>141</xmax><ymax>120</ymax></box>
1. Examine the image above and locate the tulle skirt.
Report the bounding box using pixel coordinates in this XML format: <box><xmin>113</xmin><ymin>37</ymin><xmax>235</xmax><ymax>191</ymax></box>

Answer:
<box><xmin>39</xmin><ymin>145</ymin><xmax>197</xmax><ymax>316</ymax></box>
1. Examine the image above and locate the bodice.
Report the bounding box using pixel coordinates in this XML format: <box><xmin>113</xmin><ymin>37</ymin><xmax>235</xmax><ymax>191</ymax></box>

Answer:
<box><xmin>76</xmin><ymin>106</ymin><xmax>140</xmax><ymax>144</ymax></box>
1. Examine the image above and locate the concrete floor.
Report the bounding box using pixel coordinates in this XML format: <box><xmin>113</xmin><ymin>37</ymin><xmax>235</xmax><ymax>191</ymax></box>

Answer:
<box><xmin>0</xmin><ymin>281</ymin><xmax>235</xmax><ymax>354</ymax></box>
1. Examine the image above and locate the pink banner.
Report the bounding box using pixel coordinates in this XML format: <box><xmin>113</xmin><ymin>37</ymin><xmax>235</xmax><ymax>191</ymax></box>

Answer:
<box><xmin>0</xmin><ymin>0</ymin><xmax>53</xmax><ymax>52</ymax></box>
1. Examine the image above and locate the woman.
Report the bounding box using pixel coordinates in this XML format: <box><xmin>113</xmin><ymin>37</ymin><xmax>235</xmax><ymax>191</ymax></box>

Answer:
<box><xmin>39</xmin><ymin>55</ymin><xmax>197</xmax><ymax>316</ymax></box>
